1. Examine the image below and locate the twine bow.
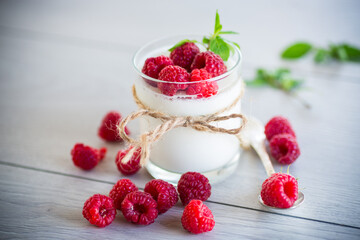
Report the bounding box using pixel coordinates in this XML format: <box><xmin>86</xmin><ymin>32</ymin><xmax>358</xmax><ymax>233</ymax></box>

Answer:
<box><xmin>117</xmin><ymin>84</ymin><xmax>247</xmax><ymax>166</ymax></box>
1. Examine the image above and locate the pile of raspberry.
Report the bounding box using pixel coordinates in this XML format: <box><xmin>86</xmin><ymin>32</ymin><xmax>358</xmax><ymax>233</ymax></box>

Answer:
<box><xmin>141</xmin><ymin>42</ymin><xmax>227</xmax><ymax>98</ymax></box>
<box><xmin>82</xmin><ymin>172</ymin><xmax>215</xmax><ymax>234</ymax></box>
<box><xmin>260</xmin><ymin>116</ymin><xmax>301</xmax><ymax>209</ymax></box>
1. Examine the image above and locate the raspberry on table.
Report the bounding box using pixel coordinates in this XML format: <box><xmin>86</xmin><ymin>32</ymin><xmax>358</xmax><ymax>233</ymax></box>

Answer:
<box><xmin>158</xmin><ymin>65</ymin><xmax>190</xmax><ymax>96</ymax></box>
<box><xmin>71</xmin><ymin>143</ymin><xmax>107</xmax><ymax>170</ymax></box>
<box><xmin>142</xmin><ymin>55</ymin><xmax>173</xmax><ymax>86</ymax></box>
<box><xmin>115</xmin><ymin>146</ymin><xmax>142</xmax><ymax>175</ymax></box>
<box><xmin>186</xmin><ymin>69</ymin><xmax>218</xmax><ymax>98</ymax></box>
<box><xmin>109</xmin><ymin>179</ymin><xmax>138</xmax><ymax>210</ymax></box>
<box><xmin>144</xmin><ymin>179</ymin><xmax>178</xmax><ymax>214</ymax></box>
<box><xmin>261</xmin><ymin>173</ymin><xmax>298</xmax><ymax>208</ymax></box>
<box><xmin>82</xmin><ymin>194</ymin><xmax>116</xmax><ymax>227</ymax></box>
<box><xmin>170</xmin><ymin>42</ymin><xmax>200</xmax><ymax>72</ymax></box>
<box><xmin>177</xmin><ymin>172</ymin><xmax>211</xmax><ymax>205</ymax></box>
<box><xmin>181</xmin><ymin>199</ymin><xmax>215</xmax><ymax>234</ymax></box>
<box><xmin>121</xmin><ymin>191</ymin><xmax>158</xmax><ymax>225</ymax></box>
<box><xmin>264</xmin><ymin>116</ymin><xmax>296</xmax><ymax>141</ymax></box>
<box><xmin>98</xmin><ymin>111</ymin><xmax>130</xmax><ymax>142</ymax></box>
<box><xmin>269</xmin><ymin>133</ymin><xmax>300</xmax><ymax>164</ymax></box>
<box><xmin>190</xmin><ymin>51</ymin><xmax>227</xmax><ymax>77</ymax></box>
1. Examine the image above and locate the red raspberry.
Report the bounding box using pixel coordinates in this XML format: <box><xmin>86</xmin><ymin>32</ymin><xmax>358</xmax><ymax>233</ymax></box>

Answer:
<box><xmin>158</xmin><ymin>65</ymin><xmax>190</xmax><ymax>96</ymax></box>
<box><xmin>121</xmin><ymin>191</ymin><xmax>158</xmax><ymax>225</ymax></box>
<box><xmin>115</xmin><ymin>146</ymin><xmax>142</xmax><ymax>175</ymax></box>
<box><xmin>264</xmin><ymin>116</ymin><xmax>296</xmax><ymax>141</ymax></box>
<box><xmin>177</xmin><ymin>172</ymin><xmax>211</xmax><ymax>205</ymax></box>
<box><xmin>181</xmin><ymin>200</ymin><xmax>215</xmax><ymax>234</ymax></box>
<box><xmin>71</xmin><ymin>143</ymin><xmax>107</xmax><ymax>170</ymax></box>
<box><xmin>109</xmin><ymin>179</ymin><xmax>138</xmax><ymax>210</ymax></box>
<box><xmin>190</xmin><ymin>51</ymin><xmax>227</xmax><ymax>77</ymax></box>
<box><xmin>144</xmin><ymin>179</ymin><xmax>178</xmax><ymax>214</ymax></box>
<box><xmin>269</xmin><ymin>134</ymin><xmax>300</xmax><ymax>164</ymax></box>
<box><xmin>261</xmin><ymin>173</ymin><xmax>298</xmax><ymax>208</ymax></box>
<box><xmin>170</xmin><ymin>42</ymin><xmax>200</xmax><ymax>72</ymax></box>
<box><xmin>186</xmin><ymin>69</ymin><xmax>218</xmax><ymax>98</ymax></box>
<box><xmin>142</xmin><ymin>55</ymin><xmax>173</xmax><ymax>86</ymax></box>
<box><xmin>98</xmin><ymin>111</ymin><xmax>130</xmax><ymax>142</ymax></box>
<box><xmin>82</xmin><ymin>194</ymin><xmax>116</xmax><ymax>227</ymax></box>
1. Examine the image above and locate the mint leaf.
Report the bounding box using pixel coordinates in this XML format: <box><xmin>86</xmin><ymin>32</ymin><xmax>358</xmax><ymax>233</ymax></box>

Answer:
<box><xmin>245</xmin><ymin>78</ymin><xmax>267</xmax><ymax>87</ymax></box>
<box><xmin>203</xmin><ymin>37</ymin><xmax>210</xmax><ymax>45</ymax></box>
<box><xmin>209</xmin><ymin>36</ymin><xmax>230</xmax><ymax>61</ymax></box>
<box><xmin>219</xmin><ymin>31</ymin><xmax>238</xmax><ymax>34</ymax></box>
<box><xmin>343</xmin><ymin>44</ymin><xmax>360</xmax><ymax>62</ymax></box>
<box><xmin>168</xmin><ymin>39</ymin><xmax>198</xmax><ymax>52</ymax></box>
<box><xmin>314</xmin><ymin>49</ymin><xmax>329</xmax><ymax>63</ymax></box>
<box><xmin>281</xmin><ymin>42</ymin><xmax>312</xmax><ymax>59</ymax></box>
<box><xmin>214</xmin><ymin>10</ymin><xmax>222</xmax><ymax>35</ymax></box>
<box><xmin>232</xmin><ymin>42</ymin><xmax>240</xmax><ymax>50</ymax></box>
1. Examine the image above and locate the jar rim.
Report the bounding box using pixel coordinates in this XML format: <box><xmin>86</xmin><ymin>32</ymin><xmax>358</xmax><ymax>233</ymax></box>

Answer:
<box><xmin>132</xmin><ymin>34</ymin><xmax>242</xmax><ymax>84</ymax></box>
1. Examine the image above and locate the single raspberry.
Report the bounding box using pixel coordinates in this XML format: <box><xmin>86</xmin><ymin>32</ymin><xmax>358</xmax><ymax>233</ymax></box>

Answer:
<box><xmin>186</xmin><ymin>69</ymin><xmax>218</xmax><ymax>98</ymax></box>
<box><xmin>264</xmin><ymin>116</ymin><xmax>296</xmax><ymax>141</ymax></box>
<box><xmin>109</xmin><ymin>179</ymin><xmax>138</xmax><ymax>210</ymax></box>
<box><xmin>71</xmin><ymin>143</ymin><xmax>107</xmax><ymax>170</ymax></box>
<box><xmin>181</xmin><ymin>200</ymin><xmax>215</xmax><ymax>234</ymax></box>
<box><xmin>261</xmin><ymin>173</ymin><xmax>298</xmax><ymax>208</ymax></box>
<box><xmin>121</xmin><ymin>191</ymin><xmax>158</xmax><ymax>225</ymax></box>
<box><xmin>98</xmin><ymin>111</ymin><xmax>130</xmax><ymax>142</ymax></box>
<box><xmin>158</xmin><ymin>65</ymin><xmax>190</xmax><ymax>96</ymax></box>
<box><xmin>144</xmin><ymin>179</ymin><xmax>178</xmax><ymax>214</ymax></box>
<box><xmin>142</xmin><ymin>55</ymin><xmax>173</xmax><ymax>86</ymax></box>
<box><xmin>190</xmin><ymin>51</ymin><xmax>227</xmax><ymax>77</ymax></box>
<box><xmin>269</xmin><ymin>134</ymin><xmax>300</xmax><ymax>164</ymax></box>
<box><xmin>177</xmin><ymin>172</ymin><xmax>211</xmax><ymax>205</ymax></box>
<box><xmin>115</xmin><ymin>146</ymin><xmax>141</xmax><ymax>175</ymax></box>
<box><xmin>170</xmin><ymin>42</ymin><xmax>200</xmax><ymax>72</ymax></box>
<box><xmin>82</xmin><ymin>194</ymin><xmax>116</xmax><ymax>227</ymax></box>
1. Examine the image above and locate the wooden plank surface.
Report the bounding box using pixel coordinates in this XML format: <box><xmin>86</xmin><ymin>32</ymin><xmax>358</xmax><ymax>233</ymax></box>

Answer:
<box><xmin>1</xmin><ymin>165</ymin><xmax>359</xmax><ymax>240</ymax></box>
<box><xmin>0</xmin><ymin>0</ymin><xmax>360</xmax><ymax>238</ymax></box>
<box><xmin>0</xmin><ymin>31</ymin><xmax>360</xmax><ymax>228</ymax></box>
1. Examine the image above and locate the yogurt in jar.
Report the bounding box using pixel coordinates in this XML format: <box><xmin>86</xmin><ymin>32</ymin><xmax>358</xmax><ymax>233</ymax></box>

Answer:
<box><xmin>132</xmin><ymin>35</ymin><xmax>243</xmax><ymax>182</ymax></box>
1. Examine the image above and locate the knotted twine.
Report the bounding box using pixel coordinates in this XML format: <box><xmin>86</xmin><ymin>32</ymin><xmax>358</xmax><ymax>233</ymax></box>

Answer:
<box><xmin>117</xmin><ymin>82</ymin><xmax>248</xmax><ymax>165</ymax></box>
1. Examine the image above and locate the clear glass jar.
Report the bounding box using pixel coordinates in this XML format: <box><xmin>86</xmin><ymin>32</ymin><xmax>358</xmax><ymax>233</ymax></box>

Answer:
<box><xmin>133</xmin><ymin>35</ymin><xmax>243</xmax><ymax>183</ymax></box>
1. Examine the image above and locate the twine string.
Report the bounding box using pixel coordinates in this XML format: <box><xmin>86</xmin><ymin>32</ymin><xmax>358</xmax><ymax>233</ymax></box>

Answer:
<box><xmin>117</xmin><ymin>84</ymin><xmax>247</xmax><ymax>166</ymax></box>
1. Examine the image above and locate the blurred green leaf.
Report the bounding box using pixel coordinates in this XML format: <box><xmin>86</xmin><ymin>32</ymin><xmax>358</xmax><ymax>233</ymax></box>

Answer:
<box><xmin>281</xmin><ymin>42</ymin><xmax>312</xmax><ymax>59</ymax></box>
<box><xmin>314</xmin><ymin>49</ymin><xmax>329</xmax><ymax>63</ymax></box>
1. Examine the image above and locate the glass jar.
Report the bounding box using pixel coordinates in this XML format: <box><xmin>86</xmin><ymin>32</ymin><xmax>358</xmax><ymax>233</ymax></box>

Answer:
<box><xmin>132</xmin><ymin>35</ymin><xmax>243</xmax><ymax>183</ymax></box>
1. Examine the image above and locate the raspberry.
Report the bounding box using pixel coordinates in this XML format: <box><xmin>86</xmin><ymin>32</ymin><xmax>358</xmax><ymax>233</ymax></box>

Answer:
<box><xmin>190</xmin><ymin>51</ymin><xmax>227</xmax><ymax>77</ymax></box>
<box><xmin>269</xmin><ymin>134</ymin><xmax>300</xmax><ymax>164</ymax></box>
<box><xmin>121</xmin><ymin>191</ymin><xmax>158</xmax><ymax>225</ymax></box>
<box><xmin>98</xmin><ymin>111</ymin><xmax>130</xmax><ymax>142</ymax></box>
<box><xmin>181</xmin><ymin>200</ymin><xmax>215</xmax><ymax>234</ymax></box>
<box><xmin>115</xmin><ymin>146</ymin><xmax>142</xmax><ymax>175</ymax></box>
<box><xmin>142</xmin><ymin>55</ymin><xmax>173</xmax><ymax>86</ymax></box>
<box><xmin>264</xmin><ymin>116</ymin><xmax>296</xmax><ymax>141</ymax></box>
<box><xmin>109</xmin><ymin>179</ymin><xmax>138</xmax><ymax>210</ymax></box>
<box><xmin>261</xmin><ymin>173</ymin><xmax>298</xmax><ymax>208</ymax></box>
<box><xmin>144</xmin><ymin>179</ymin><xmax>178</xmax><ymax>214</ymax></box>
<box><xmin>158</xmin><ymin>65</ymin><xmax>190</xmax><ymax>96</ymax></box>
<box><xmin>82</xmin><ymin>194</ymin><xmax>116</xmax><ymax>227</ymax></box>
<box><xmin>71</xmin><ymin>143</ymin><xmax>107</xmax><ymax>170</ymax></box>
<box><xmin>186</xmin><ymin>69</ymin><xmax>218</xmax><ymax>98</ymax></box>
<box><xmin>170</xmin><ymin>42</ymin><xmax>200</xmax><ymax>72</ymax></box>
<box><xmin>177</xmin><ymin>172</ymin><xmax>211</xmax><ymax>205</ymax></box>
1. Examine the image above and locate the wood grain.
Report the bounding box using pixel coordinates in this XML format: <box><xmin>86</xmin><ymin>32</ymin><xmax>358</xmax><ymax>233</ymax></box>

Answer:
<box><xmin>0</xmin><ymin>165</ymin><xmax>359</xmax><ymax>240</ymax></box>
<box><xmin>0</xmin><ymin>32</ymin><xmax>360</xmax><ymax>228</ymax></box>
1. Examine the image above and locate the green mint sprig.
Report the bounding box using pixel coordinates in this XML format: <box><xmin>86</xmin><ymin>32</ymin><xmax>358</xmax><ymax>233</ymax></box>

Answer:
<box><xmin>169</xmin><ymin>10</ymin><xmax>240</xmax><ymax>61</ymax></box>
<box><xmin>246</xmin><ymin>68</ymin><xmax>311</xmax><ymax>109</ymax></box>
<box><xmin>281</xmin><ymin>42</ymin><xmax>360</xmax><ymax>63</ymax></box>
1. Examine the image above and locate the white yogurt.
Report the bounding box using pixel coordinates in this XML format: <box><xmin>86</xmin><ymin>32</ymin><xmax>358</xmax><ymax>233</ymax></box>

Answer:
<box><xmin>135</xmin><ymin>67</ymin><xmax>243</xmax><ymax>173</ymax></box>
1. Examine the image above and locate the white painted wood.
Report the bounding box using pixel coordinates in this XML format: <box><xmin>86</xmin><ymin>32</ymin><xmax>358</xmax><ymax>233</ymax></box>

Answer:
<box><xmin>0</xmin><ymin>165</ymin><xmax>359</xmax><ymax>239</ymax></box>
<box><xmin>0</xmin><ymin>0</ymin><xmax>359</xmax><ymax>77</ymax></box>
<box><xmin>0</xmin><ymin>34</ymin><xmax>359</xmax><ymax>229</ymax></box>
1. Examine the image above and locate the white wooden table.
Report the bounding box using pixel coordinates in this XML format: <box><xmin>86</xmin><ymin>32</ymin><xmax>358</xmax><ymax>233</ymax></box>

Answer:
<box><xmin>1</xmin><ymin>0</ymin><xmax>360</xmax><ymax>239</ymax></box>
